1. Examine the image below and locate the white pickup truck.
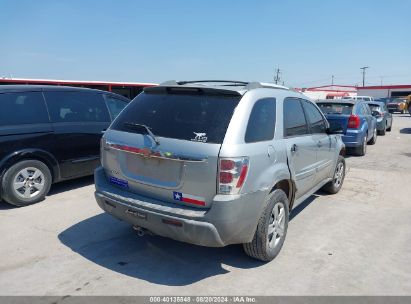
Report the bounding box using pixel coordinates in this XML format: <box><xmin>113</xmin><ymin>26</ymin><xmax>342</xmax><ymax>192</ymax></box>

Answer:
<box><xmin>342</xmin><ymin>96</ymin><xmax>374</xmax><ymax>102</ymax></box>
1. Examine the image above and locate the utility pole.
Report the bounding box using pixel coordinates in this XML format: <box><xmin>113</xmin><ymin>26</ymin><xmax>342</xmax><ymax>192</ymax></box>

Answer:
<box><xmin>331</xmin><ymin>75</ymin><xmax>334</xmax><ymax>86</ymax></box>
<box><xmin>274</xmin><ymin>68</ymin><xmax>281</xmax><ymax>84</ymax></box>
<box><xmin>360</xmin><ymin>66</ymin><xmax>369</xmax><ymax>87</ymax></box>
<box><xmin>379</xmin><ymin>76</ymin><xmax>384</xmax><ymax>86</ymax></box>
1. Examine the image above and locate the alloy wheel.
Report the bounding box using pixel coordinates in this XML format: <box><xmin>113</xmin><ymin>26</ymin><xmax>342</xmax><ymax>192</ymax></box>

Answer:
<box><xmin>13</xmin><ymin>167</ymin><xmax>45</xmax><ymax>199</ymax></box>
<box><xmin>267</xmin><ymin>202</ymin><xmax>286</xmax><ymax>249</ymax></box>
<box><xmin>333</xmin><ymin>162</ymin><xmax>344</xmax><ymax>188</ymax></box>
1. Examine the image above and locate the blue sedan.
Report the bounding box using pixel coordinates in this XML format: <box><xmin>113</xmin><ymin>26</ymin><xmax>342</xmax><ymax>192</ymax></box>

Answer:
<box><xmin>316</xmin><ymin>100</ymin><xmax>378</xmax><ymax>156</ymax></box>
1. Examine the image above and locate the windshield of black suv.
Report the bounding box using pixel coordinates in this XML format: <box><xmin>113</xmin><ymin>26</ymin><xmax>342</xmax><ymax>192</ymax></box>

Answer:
<box><xmin>111</xmin><ymin>92</ymin><xmax>240</xmax><ymax>144</ymax></box>
<box><xmin>317</xmin><ymin>103</ymin><xmax>353</xmax><ymax>115</ymax></box>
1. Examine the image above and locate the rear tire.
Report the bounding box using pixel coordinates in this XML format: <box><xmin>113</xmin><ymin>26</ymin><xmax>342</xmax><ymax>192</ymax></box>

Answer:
<box><xmin>368</xmin><ymin>128</ymin><xmax>377</xmax><ymax>145</ymax></box>
<box><xmin>379</xmin><ymin>125</ymin><xmax>386</xmax><ymax>136</ymax></box>
<box><xmin>387</xmin><ymin>121</ymin><xmax>392</xmax><ymax>132</ymax></box>
<box><xmin>322</xmin><ymin>156</ymin><xmax>345</xmax><ymax>194</ymax></box>
<box><xmin>1</xmin><ymin>160</ymin><xmax>52</xmax><ymax>207</ymax></box>
<box><xmin>355</xmin><ymin>135</ymin><xmax>367</xmax><ymax>156</ymax></box>
<box><xmin>243</xmin><ymin>189</ymin><xmax>289</xmax><ymax>262</ymax></box>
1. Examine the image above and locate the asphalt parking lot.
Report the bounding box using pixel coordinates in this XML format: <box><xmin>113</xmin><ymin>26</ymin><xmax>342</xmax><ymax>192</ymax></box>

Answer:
<box><xmin>1</xmin><ymin>114</ymin><xmax>411</xmax><ymax>296</ymax></box>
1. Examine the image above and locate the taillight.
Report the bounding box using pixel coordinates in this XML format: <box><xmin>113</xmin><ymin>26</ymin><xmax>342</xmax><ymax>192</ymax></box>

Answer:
<box><xmin>347</xmin><ymin>115</ymin><xmax>360</xmax><ymax>129</ymax></box>
<box><xmin>218</xmin><ymin>157</ymin><xmax>249</xmax><ymax>195</ymax></box>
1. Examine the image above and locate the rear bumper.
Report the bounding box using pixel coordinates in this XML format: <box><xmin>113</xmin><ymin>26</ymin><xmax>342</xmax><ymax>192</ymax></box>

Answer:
<box><xmin>94</xmin><ymin>167</ymin><xmax>268</xmax><ymax>247</ymax></box>
<box><xmin>341</xmin><ymin>130</ymin><xmax>365</xmax><ymax>148</ymax></box>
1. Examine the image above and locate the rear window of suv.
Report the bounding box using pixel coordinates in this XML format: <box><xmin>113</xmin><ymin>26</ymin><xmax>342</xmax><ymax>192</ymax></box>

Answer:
<box><xmin>111</xmin><ymin>92</ymin><xmax>240</xmax><ymax>144</ymax></box>
<box><xmin>317</xmin><ymin>103</ymin><xmax>353</xmax><ymax>115</ymax></box>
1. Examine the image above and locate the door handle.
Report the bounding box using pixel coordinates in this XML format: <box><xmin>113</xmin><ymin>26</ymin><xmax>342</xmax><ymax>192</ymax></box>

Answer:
<box><xmin>101</xmin><ymin>129</ymin><xmax>107</xmax><ymax>134</ymax></box>
<box><xmin>291</xmin><ymin>144</ymin><xmax>298</xmax><ymax>153</ymax></box>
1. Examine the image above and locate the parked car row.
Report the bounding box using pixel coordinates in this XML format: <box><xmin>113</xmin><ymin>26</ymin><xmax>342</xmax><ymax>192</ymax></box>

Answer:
<box><xmin>316</xmin><ymin>99</ymin><xmax>393</xmax><ymax>156</ymax></box>
<box><xmin>1</xmin><ymin>82</ymin><xmax>397</xmax><ymax>262</ymax></box>
<box><xmin>0</xmin><ymin>85</ymin><xmax>130</xmax><ymax>206</ymax></box>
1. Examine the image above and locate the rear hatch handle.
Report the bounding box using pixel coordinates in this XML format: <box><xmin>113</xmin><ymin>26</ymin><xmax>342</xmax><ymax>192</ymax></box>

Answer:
<box><xmin>123</xmin><ymin>122</ymin><xmax>160</xmax><ymax>145</ymax></box>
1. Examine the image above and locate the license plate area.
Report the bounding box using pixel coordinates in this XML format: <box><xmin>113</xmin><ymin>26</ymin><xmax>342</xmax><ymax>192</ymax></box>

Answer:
<box><xmin>123</xmin><ymin>153</ymin><xmax>183</xmax><ymax>187</ymax></box>
<box><xmin>125</xmin><ymin>209</ymin><xmax>147</xmax><ymax>220</ymax></box>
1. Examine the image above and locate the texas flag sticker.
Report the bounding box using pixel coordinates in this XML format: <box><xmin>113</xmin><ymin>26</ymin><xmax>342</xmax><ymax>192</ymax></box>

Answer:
<box><xmin>173</xmin><ymin>191</ymin><xmax>206</xmax><ymax>206</ymax></box>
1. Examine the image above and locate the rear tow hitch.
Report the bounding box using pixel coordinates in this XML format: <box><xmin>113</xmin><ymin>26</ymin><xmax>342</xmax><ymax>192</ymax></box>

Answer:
<box><xmin>133</xmin><ymin>226</ymin><xmax>153</xmax><ymax>237</ymax></box>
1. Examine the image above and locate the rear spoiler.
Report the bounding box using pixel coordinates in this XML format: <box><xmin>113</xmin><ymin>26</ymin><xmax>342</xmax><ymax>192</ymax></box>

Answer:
<box><xmin>144</xmin><ymin>85</ymin><xmax>242</xmax><ymax>97</ymax></box>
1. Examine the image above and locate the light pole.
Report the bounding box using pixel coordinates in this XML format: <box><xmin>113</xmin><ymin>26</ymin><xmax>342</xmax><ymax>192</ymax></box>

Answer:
<box><xmin>360</xmin><ymin>66</ymin><xmax>369</xmax><ymax>87</ymax></box>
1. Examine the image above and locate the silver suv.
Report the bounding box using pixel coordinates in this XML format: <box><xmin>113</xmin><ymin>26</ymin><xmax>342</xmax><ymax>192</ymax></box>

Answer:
<box><xmin>94</xmin><ymin>80</ymin><xmax>346</xmax><ymax>261</ymax></box>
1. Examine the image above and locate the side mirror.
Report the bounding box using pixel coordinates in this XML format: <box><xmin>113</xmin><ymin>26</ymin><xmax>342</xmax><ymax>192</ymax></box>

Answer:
<box><xmin>371</xmin><ymin>110</ymin><xmax>380</xmax><ymax>117</ymax></box>
<box><xmin>326</xmin><ymin>122</ymin><xmax>344</xmax><ymax>134</ymax></box>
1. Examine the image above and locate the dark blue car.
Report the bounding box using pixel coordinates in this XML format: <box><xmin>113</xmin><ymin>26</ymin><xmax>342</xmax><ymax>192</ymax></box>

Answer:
<box><xmin>316</xmin><ymin>100</ymin><xmax>377</xmax><ymax>156</ymax></box>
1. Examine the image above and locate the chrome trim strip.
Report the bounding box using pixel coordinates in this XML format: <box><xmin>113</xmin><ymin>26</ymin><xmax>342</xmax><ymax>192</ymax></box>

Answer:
<box><xmin>106</xmin><ymin>142</ymin><xmax>208</xmax><ymax>163</ymax></box>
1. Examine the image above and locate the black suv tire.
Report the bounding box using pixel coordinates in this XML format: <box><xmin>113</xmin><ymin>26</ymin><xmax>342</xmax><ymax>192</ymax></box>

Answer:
<box><xmin>1</xmin><ymin>160</ymin><xmax>52</xmax><ymax>207</ymax></box>
<box><xmin>243</xmin><ymin>189</ymin><xmax>289</xmax><ymax>262</ymax></box>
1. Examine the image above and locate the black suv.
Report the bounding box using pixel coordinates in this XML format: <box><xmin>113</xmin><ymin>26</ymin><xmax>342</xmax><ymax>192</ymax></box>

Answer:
<box><xmin>0</xmin><ymin>85</ymin><xmax>130</xmax><ymax>206</ymax></box>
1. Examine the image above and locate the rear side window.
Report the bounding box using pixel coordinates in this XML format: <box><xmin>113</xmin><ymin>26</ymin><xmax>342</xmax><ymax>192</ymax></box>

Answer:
<box><xmin>0</xmin><ymin>92</ymin><xmax>49</xmax><ymax>126</ymax></box>
<box><xmin>359</xmin><ymin>103</ymin><xmax>369</xmax><ymax>115</ymax></box>
<box><xmin>364</xmin><ymin>104</ymin><xmax>371</xmax><ymax>115</ymax></box>
<box><xmin>112</xmin><ymin>92</ymin><xmax>240</xmax><ymax>144</ymax></box>
<box><xmin>301</xmin><ymin>100</ymin><xmax>327</xmax><ymax>134</ymax></box>
<box><xmin>245</xmin><ymin>98</ymin><xmax>276</xmax><ymax>143</ymax></box>
<box><xmin>104</xmin><ymin>95</ymin><xmax>128</xmax><ymax>119</ymax></box>
<box><xmin>45</xmin><ymin>91</ymin><xmax>110</xmax><ymax>123</ymax></box>
<box><xmin>317</xmin><ymin>103</ymin><xmax>353</xmax><ymax>115</ymax></box>
<box><xmin>283</xmin><ymin>98</ymin><xmax>309</xmax><ymax>137</ymax></box>
<box><xmin>368</xmin><ymin>104</ymin><xmax>381</xmax><ymax>112</ymax></box>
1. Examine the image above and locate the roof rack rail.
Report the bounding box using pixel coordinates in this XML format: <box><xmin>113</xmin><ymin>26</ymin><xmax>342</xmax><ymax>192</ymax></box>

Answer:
<box><xmin>159</xmin><ymin>80</ymin><xmax>289</xmax><ymax>91</ymax></box>
<box><xmin>160</xmin><ymin>80</ymin><xmax>249</xmax><ymax>86</ymax></box>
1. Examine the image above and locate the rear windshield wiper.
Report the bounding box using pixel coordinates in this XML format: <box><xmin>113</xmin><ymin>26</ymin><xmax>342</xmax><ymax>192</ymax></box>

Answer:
<box><xmin>123</xmin><ymin>122</ymin><xmax>160</xmax><ymax>145</ymax></box>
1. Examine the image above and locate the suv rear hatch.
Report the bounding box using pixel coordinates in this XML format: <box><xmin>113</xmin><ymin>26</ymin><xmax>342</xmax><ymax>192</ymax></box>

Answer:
<box><xmin>317</xmin><ymin>102</ymin><xmax>354</xmax><ymax>134</ymax></box>
<box><xmin>101</xmin><ymin>86</ymin><xmax>241</xmax><ymax>208</ymax></box>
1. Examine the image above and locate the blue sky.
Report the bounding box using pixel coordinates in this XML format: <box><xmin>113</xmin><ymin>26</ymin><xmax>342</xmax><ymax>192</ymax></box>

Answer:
<box><xmin>1</xmin><ymin>0</ymin><xmax>410</xmax><ymax>87</ymax></box>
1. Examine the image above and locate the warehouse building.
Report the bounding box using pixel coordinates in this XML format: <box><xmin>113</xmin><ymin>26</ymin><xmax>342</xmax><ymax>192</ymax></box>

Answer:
<box><xmin>299</xmin><ymin>85</ymin><xmax>357</xmax><ymax>100</ymax></box>
<box><xmin>356</xmin><ymin>85</ymin><xmax>411</xmax><ymax>99</ymax></box>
